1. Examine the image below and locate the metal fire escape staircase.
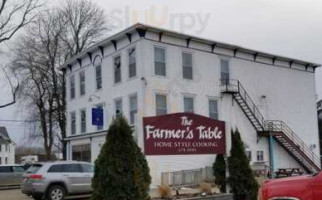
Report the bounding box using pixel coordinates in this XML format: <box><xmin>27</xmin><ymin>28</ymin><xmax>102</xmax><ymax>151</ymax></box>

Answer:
<box><xmin>221</xmin><ymin>79</ymin><xmax>320</xmax><ymax>173</ymax></box>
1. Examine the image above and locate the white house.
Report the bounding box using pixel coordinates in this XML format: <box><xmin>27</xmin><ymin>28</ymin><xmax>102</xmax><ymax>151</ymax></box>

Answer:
<box><xmin>60</xmin><ymin>23</ymin><xmax>321</xmax><ymax>186</ymax></box>
<box><xmin>0</xmin><ymin>127</ymin><xmax>15</xmax><ymax>165</ymax></box>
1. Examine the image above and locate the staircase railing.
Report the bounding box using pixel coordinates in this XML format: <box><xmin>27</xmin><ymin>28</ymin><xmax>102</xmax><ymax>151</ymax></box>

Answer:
<box><xmin>221</xmin><ymin>79</ymin><xmax>265</xmax><ymax>129</ymax></box>
<box><xmin>264</xmin><ymin>120</ymin><xmax>320</xmax><ymax>171</ymax></box>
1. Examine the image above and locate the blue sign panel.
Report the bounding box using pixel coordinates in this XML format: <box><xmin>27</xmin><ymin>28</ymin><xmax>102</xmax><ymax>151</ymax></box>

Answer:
<box><xmin>92</xmin><ymin>108</ymin><xmax>103</xmax><ymax>126</ymax></box>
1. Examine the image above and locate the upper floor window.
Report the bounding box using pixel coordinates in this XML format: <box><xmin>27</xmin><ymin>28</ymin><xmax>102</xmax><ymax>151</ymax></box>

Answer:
<box><xmin>95</xmin><ymin>65</ymin><xmax>102</xmax><ymax>90</ymax></box>
<box><xmin>128</xmin><ymin>48</ymin><xmax>136</xmax><ymax>78</ymax></box>
<box><xmin>182</xmin><ymin>52</ymin><xmax>193</xmax><ymax>80</ymax></box>
<box><xmin>79</xmin><ymin>71</ymin><xmax>86</xmax><ymax>96</ymax></box>
<box><xmin>246</xmin><ymin>151</ymin><xmax>252</xmax><ymax>161</ymax></box>
<box><xmin>115</xmin><ymin>98</ymin><xmax>123</xmax><ymax>117</ymax></box>
<box><xmin>257</xmin><ymin>150</ymin><xmax>264</xmax><ymax>162</ymax></box>
<box><xmin>220</xmin><ymin>59</ymin><xmax>229</xmax><ymax>85</ymax></box>
<box><xmin>183</xmin><ymin>96</ymin><xmax>194</xmax><ymax>113</ymax></box>
<box><xmin>154</xmin><ymin>47</ymin><xmax>166</xmax><ymax>76</ymax></box>
<box><xmin>156</xmin><ymin>94</ymin><xmax>167</xmax><ymax>116</ymax></box>
<box><xmin>5</xmin><ymin>145</ymin><xmax>8</xmax><ymax>152</ymax></box>
<box><xmin>129</xmin><ymin>94</ymin><xmax>138</xmax><ymax>124</ymax></box>
<box><xmin>80</xmin><ymin>109</ymin><xmax>86</xmax><ymax>134</ymax></box>
<box><xmin>70</xmin><ymin>75</ymin><xmax>75</xmax><ymax>99</ymax></box>
<box><xmin>209</xmin><ymin>99</ymin><xmax>218</xmax><ymax>120</ymax></box>
<box><xmin>114</xmin><ymin>56</ymin><xmax>121</xmax><ymax>84</ymax></box>
<box><xmin>71</xmin><ymin>112</ymin><xmax>76</xmax><ymax>135</ymax></box>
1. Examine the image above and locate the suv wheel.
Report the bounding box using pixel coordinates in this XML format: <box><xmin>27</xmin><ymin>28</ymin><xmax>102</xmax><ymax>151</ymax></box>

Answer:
<box><xmin>47</xmin><ymin>185</ymin><xmax>65</xmax><ymax>200</ymax></box>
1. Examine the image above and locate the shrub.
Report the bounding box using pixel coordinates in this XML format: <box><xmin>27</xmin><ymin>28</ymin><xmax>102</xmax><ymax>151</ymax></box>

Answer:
<box><xmin>158</xmin><ymin>185</ymin><xmax>172</xmax><ymax>199</ymax></box>
<box><xmin>213</xmin><ymin>154</ymin><xmax>226</xmax><ymax>193</ymax></box>
<box><xmin>199</xmin><ymin>182</ymin><xmax>212</xmax><ymax>195</ymax></box>
<box><xmin>228</xmin><ymin>129</ymin><xmax>259</xmax><ymax>200</ymax></box>
<box><xmin>91</xmin><ymin>116</ymin><xmax>151</xmax><ymax>200</ymax></box>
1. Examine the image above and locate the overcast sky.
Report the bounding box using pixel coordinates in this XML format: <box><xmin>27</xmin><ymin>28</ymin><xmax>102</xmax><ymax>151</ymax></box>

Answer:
<box><xmin>1</xmin><ymin>0</ymin><xmax>322</xmax><ymax>145</ymax></box>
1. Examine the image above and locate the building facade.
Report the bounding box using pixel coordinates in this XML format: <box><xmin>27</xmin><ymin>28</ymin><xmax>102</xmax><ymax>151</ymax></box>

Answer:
<box><xmin>0</xmin><ymin>127</ymin><xmax>15</xmax><ymax>165</ymax></box>
<box><xmin>61</xmin><ymin>23</ymin><xmax>321</xmax><ymax>186</ymax></box>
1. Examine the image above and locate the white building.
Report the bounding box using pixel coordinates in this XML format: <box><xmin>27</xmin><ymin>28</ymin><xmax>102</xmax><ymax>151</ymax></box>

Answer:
<box><xmin>61</xmin><ymin>23</ymin><xmax>321</xmax><ymax>186</ymax></box>
<box><xmin>0</xmin><ymin>127</ymin><xmax>15</xmax><ymax>165</ymax></box>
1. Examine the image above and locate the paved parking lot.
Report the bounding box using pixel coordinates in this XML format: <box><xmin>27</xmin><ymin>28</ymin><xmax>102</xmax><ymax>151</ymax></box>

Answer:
<box><xmin>0</xmin><ymin>189</ymin><xmax>90</xmax><ymax>200</ymax></box>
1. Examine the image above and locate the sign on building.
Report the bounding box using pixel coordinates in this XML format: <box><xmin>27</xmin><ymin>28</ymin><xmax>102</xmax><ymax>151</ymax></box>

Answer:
<box><xmin>92</xmin><ymin>108</ymin><xmax>104</xmax><ymax>126</ymax></box>
<box><xmin>143</xmin><ymin>113</ymin><xmax>226</xmax><ymax>155</ymax></box>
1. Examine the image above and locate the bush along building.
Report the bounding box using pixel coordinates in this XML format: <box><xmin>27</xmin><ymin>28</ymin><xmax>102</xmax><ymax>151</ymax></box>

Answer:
<box><xmin>60</xmin><ymin>23</ymin><xmax>321</xmax><ymax>186</ymax></box>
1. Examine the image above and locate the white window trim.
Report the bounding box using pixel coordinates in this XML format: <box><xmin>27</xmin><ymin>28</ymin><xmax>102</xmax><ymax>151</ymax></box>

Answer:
<box><xmin>95</xmin><ymin>64</ymin><xmax>103</xmax><ymax>91</ymax></box>
<box><xmin>207</xmin><ymin>96</ymin><xmax>220</xmax><ymax>120</ymax></box>
<box><xmin>70</xmin><ymin>111</ymin><xmax>76</xmax><ymax>136</ymax></box>
<box><xmin>113</xmin><ymin>54</ymin><xmax>122</xmax><ymax>85</ymax></box>
<box><xmin>80</xmin><ymin>108</ymin><xmax>87</xmax><ymax>134</ymax></box>
<box><xmin>153</xmin><ymin>45</ymin><xmax>168</xmax><ymax>78</ymax></box>
<box><xmin>154</xmin><ymin>92</ymin><xmax>169</xmax><ymax>116</ymax></box>
<box><xmin>128</xmin><ymin>93</ymin><xmax>138</xmax><ymax>125</ymax></box>
<box><xmin>69</xmin><ymin>75</ymin><xmax>75</xmax><ymax>100</ymax></box>
<box><xmin>127</xmin><ymin>46</ymin><xmax>137</xmax><ymax>80</ymax></box>
<box><xmin>182</xmin><ymin>51</ymin><xmax>194</xmax><ymax>80</ymax></box>
<box><xmin>114</xmin><ymin>97</ymin><xmax>123</xmax><ymax>116</ymax></box>
<box><xmin>220</xmin><ymin>57</ymin><xmax>231</xmax><ymax>83</ymax></box>
<box><xmin>182</xmin><ymin>93</ymin><xmax>196</xmax><ymax>113</ymax></box>
<box><xmin>79</xmin><ymin>71</ymin><xmax>86</xmax><ymax>97</ymax></box>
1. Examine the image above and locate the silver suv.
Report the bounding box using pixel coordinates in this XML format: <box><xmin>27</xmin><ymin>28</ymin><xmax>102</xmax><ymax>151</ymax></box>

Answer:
<box><xmin>21</xmin><ymin>161</ymin><xmax>94</xmax><ymax>200</ymax></box>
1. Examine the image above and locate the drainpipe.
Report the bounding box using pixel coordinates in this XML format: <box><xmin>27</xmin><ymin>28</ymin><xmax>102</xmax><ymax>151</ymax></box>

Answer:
<box><xmin>269</xmin><ymin>134</ymin><xmax>275</xmax><ymax>178</ymax></box>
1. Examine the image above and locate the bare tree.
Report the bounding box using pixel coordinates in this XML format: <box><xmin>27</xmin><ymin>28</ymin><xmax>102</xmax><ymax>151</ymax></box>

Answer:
<box><xmin>0</xmin><ymin>0</ymin><xmax>41</xmax><ymax>108</ymax></box>
<box><xmin>12</xmin><ymin>0</ymin><xmax>109</xmax><ymax>160</ymax></box>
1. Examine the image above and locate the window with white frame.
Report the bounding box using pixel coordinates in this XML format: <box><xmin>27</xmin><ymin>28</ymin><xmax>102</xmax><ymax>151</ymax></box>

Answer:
<box><xmin>5</xmin><ymin>145</ymin><xmax>8</xmax><ymax>152</ymax></box>
<box><xmin>182</xmin><ymin>52</ymin><xmax>193</xmax><ymax>79</ymax></box>
<box><xmin>95</xmin><ymin>65</ymin><xmax>102</xmax><ymax>90</ymax></box>
<box><xmin>79</xmin><ymin>71</ymin><xmax>86</xmax><ymax>96</ymax></box>
<box><xmin>128</xmin><ymin>48</ymin><xmax>136</xmax><ymax>78</ymax></box>
<box><xmin>80</xmin><ymin>109</ymin><xmax>86</xmax><ymax>134</ymax></box>
<box><xmin>154</xmin><ymin>47</ymin><xmax>166</xmax><ymax>76</ymax></box>
<box><xmin>5</xmin><ymin>157</ymin><xmax>7</xmax><ymax>164</ymax></box>
<box><xmin>115</xmin><ymin>99</ymin><xmax>123</xmax><ymax>116</ymax></box>
<box><xmin>246</xmin><ymin>151</ymin><xmax>252</xmax><ymax>161</ymax></box>
<box><xmin>129</xmin><ymin>94</ymin><xmax>138</xmax><ymax>124</ymax></box>
<box><xmin>209</xmin><ymin>99</ymin><xmax>218</xmax><ymax>120</ymax></box>
<box><xmin>70</xmin><ymin>75</ymin><xmax>75</xmax><ymax>99</ymax></box>
<box><xmin>114</xmin><ymin>56</ymin><xmax>121</xmax><ymax>84</ymax></box>
<box><xmin>256</xmin><ymin>150</ymin><xmax>264</xmax><ymax>162</ymax></box>
<box><xmin>183</xmin><ymin>96</ymin><xmax>194</xmax><ymax>113</ymax></box>
<box><xmin>96</xmin><ymin>104</ymin><xmax>104</xmax><ymax>131</ymax></box>
<box><xmin>71</xmin><ymin>112</ymin><xmax>76</xmax><ymax>135</ymax></box>
<box><xmin>156</xmin><ymin>94</ymin><xmax>167</xmax><ymax>116</ymax></box>
<box><xmin>220</xmin><ymin>59</ymin><xmax>229</xmax><ymax>85</ymax></box>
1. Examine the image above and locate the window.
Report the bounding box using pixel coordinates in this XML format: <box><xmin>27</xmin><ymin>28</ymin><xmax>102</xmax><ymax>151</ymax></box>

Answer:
<box><xmin>182</xmin><ymin>52</ymin><xmax>193</xmax><ymax>79</ymax></box>
<box><xmin>257</xmin><ymin>151</ymin><xmax>264</xmax><ymax>162</ymax></box>
<box><xmin>114</xmin><ymin>56</ymin><xmax>121</xmax><ymax>84</ymax></box>
<box><xmin>13</xmin><ymin>166</ymin><xmax>25</xmax><ymax>173</ymax></box>
<box><xmin>70</xmin><ymin>75</ymin><xmax>75</xmax><ymax>99</ymax></box>
<box><xmin>48</xmin><ymin>165</ymin><xmax>63</xmax><ymax>173</ymax></box>
<box><xmin>115</xmin><ymin>99</ymin><xmax>123</xmax><ymax>116</ymax></box>
<box><xmin>0</xmin><ymin>157</ymin><xmax>1</xmax><ymax>165</ymax></box>
<box><xmin>220</xmin><ymin>59</ymin><xmax>229</xmax><ymax>85</ymax></box>
<box><xmin>71</xmin><ymin>112</ymin><xmax>76</xmax><ymax>135</ymax></box>
<box><xmin>80</xmin><ymin>109</ymin><xmax>86</xmax><ymax>133</ymax></box>
<box><xmin>156</xmin><ymin>94</ymin><xmax>167</xmax><ymax>116</ymax></box>
<box><xmin>26</xmin><ymin>164</ymin><xmax>42</xmax><ymax>174</ymax></box>
<box><xmin>81</xmin><ymin>164</ymin><xmax>94</xmax><ymax>173</ymax></box>
<box><xmin>246</xmin><ymin>151</ymin><xmax>252</xmax><ymax>161</ymax></box>
<box><xmin>129</xmin><ymin>95</ymin><xmax>138</xmax><ymax>124</ymax></box>
<box><xmin>79</xmin><ymin>71</ymin><xmax>86</xmax><ymax>96</ymax></box>
<box><xmin>95</xmin><ymin>65</ymin><xmax>102</xmax><ymax>90</ymax></box>
<box><xmin>184</xmin><ymin>96</ymin><xmax>194</xmax><ymax>113</ymax></box>
<box><xmin>63</xmin><ymin>164</ymin><xmax>82</xmax><ymax>173</ymax></box>
<box><xmin>0</xmin><ymin>166</ymin><xmax>11</xmax><ymax>173</ymax></box>
<box><xmin>5</xmin><ymin>157</ymin><xmax>7</xmax><ymax>164</ymax></box>
<box><xmin>209</xmin><ymin>99</ymin><xmax>218</xmax><ymax>120</ymax></box>
<box><xmin>0</xmin><ymin>144</ymin><xmax>2</xmax><ymax>152</ymax></box>
<box><xmin>128</xmin><ymin>48</ymin><xmax>136</xmax><ymax>78</ymax></box>
<box><xmin>5</xmin><ymin>144</ymin><xmax>8</xmax><ymax>152</ymax></box>
<box><xmin>72</xmin><ymin>144</ymin><xmax>91</xmax><ymax>162</ymax></box>
<box><xmin>96</xmin><ymin>104</ymin><xmax>104</xmax><ymax>131</ymax></box>
<box><xmin>154</xmin><ymin>47</ymin><xmax>166</xmax><ymax>76</ymax></box>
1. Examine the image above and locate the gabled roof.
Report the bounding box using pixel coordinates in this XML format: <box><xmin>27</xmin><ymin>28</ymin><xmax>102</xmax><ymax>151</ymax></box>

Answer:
<box><xmin>59</xmin><ymin>23</ymin><xmax>321</xmax><ymax>71</ymax></box>
<box><xmin>0</xmin><ymin>127</ymin><xmax>12</xmax><ymax>143</ymax></box>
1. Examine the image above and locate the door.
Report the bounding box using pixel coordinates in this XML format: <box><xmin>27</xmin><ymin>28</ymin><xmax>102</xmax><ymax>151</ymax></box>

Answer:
<box><xmin>61</xmin><ymin>164</ymin><xmax>84</xmax><ymax>194</ymax></box>
<box><xmin>12</xmin><ymin>166</ymin><xmax>25</xmax><ymax>185</ymax></box>
<box><xmin>0</xmin><ymin>166</ymin><xmax>13</xmax><ymax>186</ymax></box>
<box><xmin>80</xmin><ymin>164</ymin><xmax>94</xmax><ymax>192</ymax></box>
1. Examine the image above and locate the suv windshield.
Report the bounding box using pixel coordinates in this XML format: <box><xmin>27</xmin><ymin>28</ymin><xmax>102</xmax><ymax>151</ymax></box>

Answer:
<box><xmin>26</xmin><ymin>164</ymin><xmax>42</xmax><ymax>174</ymax></box>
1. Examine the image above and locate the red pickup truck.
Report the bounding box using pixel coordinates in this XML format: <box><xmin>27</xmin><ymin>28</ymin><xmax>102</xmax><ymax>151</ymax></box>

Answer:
<box><xmin>262</xmin><ymin>172</ymin><xmax>322</xmax><ymax>200</ymax></box>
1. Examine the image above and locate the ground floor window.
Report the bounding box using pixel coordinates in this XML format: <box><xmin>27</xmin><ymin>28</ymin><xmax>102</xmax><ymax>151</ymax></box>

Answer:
<box><xmin>246</xmin><ymin>151</ymin><xmax>252</xmax><ymax>161</ymax></box>
<box><xmin>256</xmin><ymin>150</ymin><xmax>264</xmax><ymax>162</ymax></box>
<box><xmin>72</xmin><ymin>144</ymin><xmax>91</xmax><ymax>162</ymax></box>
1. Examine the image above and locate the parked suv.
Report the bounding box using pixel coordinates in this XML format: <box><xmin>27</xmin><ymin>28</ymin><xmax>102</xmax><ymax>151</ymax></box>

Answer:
<box><xmin>21</xmin><ymin>161</ymin><xmax>94</xmax><ymax>200</ymax></box>
<box><xmin>0</xmin><ymin>165</ymin><xmax>25</xmax><ymax>187</ymax></box>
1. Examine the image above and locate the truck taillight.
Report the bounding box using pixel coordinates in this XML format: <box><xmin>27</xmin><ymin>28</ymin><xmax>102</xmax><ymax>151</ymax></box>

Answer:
<box><xmin>29</xmin><ymin>174</ymin><xmax>43</xmax><ymax>180</ymax></box>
